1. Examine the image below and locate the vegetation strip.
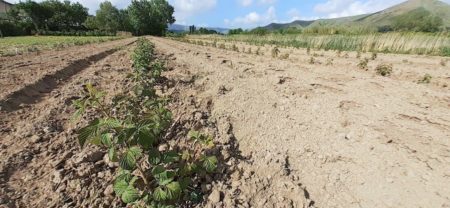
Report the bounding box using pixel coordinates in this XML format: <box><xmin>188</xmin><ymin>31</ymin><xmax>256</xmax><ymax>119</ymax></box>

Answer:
<box><xmin>72</xmin><ymin>37</ymin><xmax>218</xmax><ymax>207</ymax></box>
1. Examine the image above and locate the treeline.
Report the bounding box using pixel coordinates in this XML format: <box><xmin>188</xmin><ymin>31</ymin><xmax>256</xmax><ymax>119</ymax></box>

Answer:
<box><xmin>0</xmin><ymin>0</ymin><xmax>175</xmax><ymax>37</ymax></box>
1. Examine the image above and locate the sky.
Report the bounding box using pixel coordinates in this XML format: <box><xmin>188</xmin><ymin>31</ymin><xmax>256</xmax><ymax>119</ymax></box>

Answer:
<box><xmin>9</xmin><ymin>0</ymin><xmax>450</xmax><ymax>28</ymax></box>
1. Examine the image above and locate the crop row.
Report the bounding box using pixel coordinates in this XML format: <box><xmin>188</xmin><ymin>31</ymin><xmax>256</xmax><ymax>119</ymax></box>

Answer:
<box><xmin>72</xmin><ymin>37</ymin><xmax>218</xmax><ymax>207</ymax></box>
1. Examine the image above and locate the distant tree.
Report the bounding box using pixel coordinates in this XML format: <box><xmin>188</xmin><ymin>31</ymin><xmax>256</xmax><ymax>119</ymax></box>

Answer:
<box><xmin>189</xmin><ymin>25</ymin><xmax>196</xmax><ymax>34</ymax></box>
<box><xmin>118</xmin><ymin>9</ymin><xmax>133</xmax><ymax>32</ymax></box>
<box><xmin>250</xmin><ymin>27</ymin><xmax>268</xmax><ymax>36</ymax></box>
<box><xmin>128</xmin><ymin>0</ymin><xmax>175</xmax><ymax>36</ymax></box>
<box><xmin>41</xmin><ymin>0</ymin><xmax>88</xmax><ymax>31</ymax></box>
<box><xmin>95</xmin><ymin>1</ymin><xmax>120</xmax><ymax>32</ymax></box>
<box><xmin>228</xmin><ymin>28</ymin><xmax>243</xmax><ymax>35</ymax></box>
<box><xmin>15</xmin><ymin>0</ymin><xmax>53</xmax><ymax>33</ymax></box>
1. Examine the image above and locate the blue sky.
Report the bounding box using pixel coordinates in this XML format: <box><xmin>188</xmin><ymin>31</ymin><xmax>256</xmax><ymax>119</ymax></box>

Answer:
<box><xmin>9</xmin><ymin>0</ymin><xmax>450</xmax><ymax>28</ymax></box>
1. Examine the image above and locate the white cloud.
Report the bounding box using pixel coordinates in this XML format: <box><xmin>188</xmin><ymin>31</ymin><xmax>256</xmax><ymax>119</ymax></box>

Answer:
<box><xmin>286</xmin><ymin>8</ymin><xmax>301</xmax><ymax>21</ymax></box>
<box><xmin>172</xmin><ymin>0</ymin><xmax>217</xmax><ymax>22</ymax></box>
<box><xmin>226</xmin><ymin>6</ymin><xmax>277</xmax><ymax>28</ymax></box>
<box><xmin>313</xmin><ymin>0</ymin><xmax>406</xmax><ymax>18</ymax></box>
<box><xmin>237</xmin><ymin>0</ymin><xmax>253</xmax><ymax>7</ymax></box>
<box><xmin>259</xmin><ymin>0</ymin><xmax>276</xmax><ymax>4</ymax></box>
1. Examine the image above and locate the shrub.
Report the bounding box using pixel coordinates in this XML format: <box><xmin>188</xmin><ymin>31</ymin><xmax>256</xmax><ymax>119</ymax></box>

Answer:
<box><xmin>375</xmin><ymin>64</ymin><xmax>393</xmax><ymax>76</ymax></box>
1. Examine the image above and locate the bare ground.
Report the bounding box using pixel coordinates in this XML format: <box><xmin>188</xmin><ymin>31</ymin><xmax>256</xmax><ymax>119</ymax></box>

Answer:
<box><xmin>0</xmin><ymin>36</ymin><xmax>449</xmax><ymax>208</ymax></box>
<box><xmin>152</xmin><ymin>37</ymin><xmax>450</xmax><ymax>208</ymax></box>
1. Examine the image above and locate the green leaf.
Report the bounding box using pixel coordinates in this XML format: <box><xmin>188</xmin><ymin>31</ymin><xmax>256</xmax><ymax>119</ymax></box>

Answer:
<box><xmin>120</xmin><ymin>147</ymin><xmax>142</xmax><ymax>170</ymax></box>
<box><xmin>162</xmin><ymin>151</ymin><xmax>179</xmax><ymax>163</ymax></box>
<box><xmin>99</xmin><ymin>118</ymin><xmax>122</xmax><ymax>129</ymax></box>
<box><xmin>101</xmin><ymin>133</ymin><xmax>113</xmax><ymax>147</ymax></box>
<box><xmin>179</xmin><ymin>177</ymin><xmax>191</xmax><ymax>190</ymax></box>
<box><xmin>121</xmin><ymin>186</ymin><xmax>140</xmax><ymax>204</ymax></box>
<box><xmin>152</xmin><ymin>166</ymin><xmax>175</xmax><ymax>185</ymax></box>
<box><xmin>148</xmin><ymin>148</ymin><xmax>161</xmax><ymax>165</ymax></box>
<box><xmin>77</xmin><ymin>119</ymin><xmax>100</xmax><ymax>147</ymax></box>
<box><xmin>113</xmin><ymin>178</ymin><xmax>129</xmax><ymax>196</ymax></box>
<box><xmin>136</xmin><ymin>127</ymin><xmax>156</xmax><ymax>149</ymax></box>
<box><xmin>202</xmin><ymin>156</ymin><xmax>218</xmax><ymax>173</ymax></box>
<box><xmin>166</xmin><ymin>182</ymin><xmax>181</xmax><ymax>200</ymax></box>
<box><xmin>153</xmin><ymin>187</ymin><xmax>167</xmax><ymax>202</ymax></box>
<box><xmin>108</xmin><ymin>147</ymin><xmax>117</xmax><ymax>162</ymax></box>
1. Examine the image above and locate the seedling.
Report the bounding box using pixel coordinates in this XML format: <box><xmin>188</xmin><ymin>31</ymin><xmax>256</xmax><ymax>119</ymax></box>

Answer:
<box><xmin>271</xmin><ymin>46</ymin><xmax>280</xmax><ymax>58</ymax></box>
<box><xmin>375</xmin><ymin>63</ymin><xmax>393</xmax><ymax>76</ymax></box>
<box><xmin>358</xmin><ymin>58</ymin><xmax>369</xmax><ymax>70</ymax></box>
<box><xmin>418</xmin><ymin>74</ymin><xmax>432</xmax><ymax>84</ymax></box>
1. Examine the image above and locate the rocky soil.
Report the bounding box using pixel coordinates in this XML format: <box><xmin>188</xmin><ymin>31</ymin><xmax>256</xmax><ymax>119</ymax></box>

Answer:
<box><xmin>0</xmin><ymin>36</ymin><xmax>449</xmax><ymax>208</ymax></box>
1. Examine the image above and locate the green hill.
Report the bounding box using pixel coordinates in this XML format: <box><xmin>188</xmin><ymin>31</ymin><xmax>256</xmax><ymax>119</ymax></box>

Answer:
<box><xmin>262</xmin><ymin>0</ymin><xmax>450</xmax><ymax>31</ymax></box>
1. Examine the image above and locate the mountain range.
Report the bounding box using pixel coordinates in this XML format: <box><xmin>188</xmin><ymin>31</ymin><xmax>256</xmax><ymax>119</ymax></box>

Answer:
<box><xmin>260</xmin><ymin>0</ymin><xmax>450</xmax><ymax>31</ymax></box>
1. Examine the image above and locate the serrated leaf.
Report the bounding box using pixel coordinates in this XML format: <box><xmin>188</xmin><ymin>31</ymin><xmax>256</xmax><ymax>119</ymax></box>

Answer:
<box><xmin>121</xmin><ymin>187</ymin><xmax>140</xmax><ymax>204</ymax></box>
<box><xmin>108</xmin><ymin>147</ymin><xmax>117</xmax><ymax>162</ymax></box>
<box><xmin>99</xmin><ymin>118</ymin><xmax>122</xmax><ymax>129</ymax></box>
<box><xmin>152</xmin><ymin>166</ymin><xmax>175</xmax><ymax>185</ymax></box>
<box><xmin>166</xmin><ymin>182</ymin><xmax>181</xmax><ymax>200</ymax></box>
<box><xmin>120</xmin><ymin>147</ymin><xmax>142</xmax><ymax>170</ymax></box>
<box><xmin>101</xmin><ymin>133</ymin><xmax>113</xmax><ymax>147</ymax></box>
<box><xmin>148</xmin><ymin>148</ymin><xmax>161</xmax><ymax>165</ymax></box>
<box><xmin>77</xmin><ymin>119</ymin><xmax>100</xmax><ymax>147</ymax></box>
<box><xmin>153</xmin><ymin>186</ymin><xmax>167</xmax><ymax>201</ymax></box>
<box><xmin>202</xmin><ymin>156</ymin><xmax>218</xmax><ymax>173</ymax></box>
<box><xmin>136</xmin><ymin>127</ymin><xmax>156</xmax><ymax>149</ymax></box>
<box><xmin>113</xmin><ymin>178</ymin><xmax>128</xmax><ymax>196</ymax></box>
<box><xmin>162</xmin><ymin>151</ymin><xmax>179</xmax><ymax>163</ymax></box>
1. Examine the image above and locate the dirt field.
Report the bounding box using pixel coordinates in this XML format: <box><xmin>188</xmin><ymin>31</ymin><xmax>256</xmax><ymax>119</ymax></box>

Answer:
<box><xmin>0</xmin><ymin>36</ymin><xmax>449</xmax><ymax>208</ymax></box>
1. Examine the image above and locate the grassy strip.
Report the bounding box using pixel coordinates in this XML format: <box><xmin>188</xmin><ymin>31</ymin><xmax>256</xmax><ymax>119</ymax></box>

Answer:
<box><xmin>0</xmin><ymin>36</ymin><xmax>122</xmax><ymax>56</ymax></box>
<box><xmin>188</xmin><ymin>33</ymin><xmax>450</xmax><ymax>56</ymax></box>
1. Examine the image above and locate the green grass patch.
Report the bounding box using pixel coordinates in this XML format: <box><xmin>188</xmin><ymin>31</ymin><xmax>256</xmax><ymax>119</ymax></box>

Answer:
<box><xmin>0</xmin><ymin>36</ymin><xmax>122</xmax><ymax>56</ymax></box>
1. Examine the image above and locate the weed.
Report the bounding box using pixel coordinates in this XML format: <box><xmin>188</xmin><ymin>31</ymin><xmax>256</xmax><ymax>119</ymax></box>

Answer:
<box><xmin>279</xmin><ymin>53</ymin><xmax>289</xmax><ymax>59</ymax></box>
<box><xmin>306</xmin><ymin>47</ymin><xmax>311</xmax><ymax>55</ymax></box>
<box><xmin>256</xmin><ymin>47</ymin><xmax>261</xmax><ymax>55</ymax></box>
<box><xmin>232</xmin><ymin>44</ymin><xmax>239</xmax><ymax>52</ymax></box>
<box><xmin>271</xmin><ymin>46</ymin><xmax>280</xmax><ymax>58</ymax></box>
<box><xmin>356</xmin><ymin>51</ymin><xmax>361</xmax><ymax>58</ymax></box>
<box><xmin>358</xmin><ymin>58</ymin><xmax>369</xmax><ymax>70</ymax></box>
<box><xmin>326</xmin><ymin>58</ymin><xmax>334</xmax><ymax>66</ymax></box>
<box><xmin>375</xmin><ymin>64</ymin><xmax>393</xmax><ymax>76</ymax></box>
<box><xmin>371</xmin><ymin>52</ymin><xmax>378</xmax><ymax>60</ymax></box>
<box><xmin>336</xmin><ymin>50</ymin><xmax>342</xmax><ymax>57</ymax></box>
<box><xmin>309</xmin><ymin>57</ymin><xmax>315</xmax><ymax>64</ymax></box>
<box><xmin>418</xmin><ymin>74</ymin><xmax>432</xmax><ymax>84</ymax></box>
<box><xmin>247</xmin><ymin>47</ymin><xmax>252</xmax><ymax>54</ymax></box>
<box><xmin>218</xmin><ymin>43</ymin><xmax>226</xmax><ymax>49</ymax></box>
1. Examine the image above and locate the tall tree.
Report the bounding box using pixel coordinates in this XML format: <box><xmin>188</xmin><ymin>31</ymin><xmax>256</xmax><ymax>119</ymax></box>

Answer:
<box><xmin>95</xmin><ymin>1</ymin><xmax>120</xmax><ymax>32</ymax></box>
<box><xmin>15</xmin><ymin>0</ymin><xmax>53</xmax><ymax>33</ymax></box>
<box><xmin>128</xmin><ymin>0</ymin><xmax>175</xmax><ymax>36</ymax></box>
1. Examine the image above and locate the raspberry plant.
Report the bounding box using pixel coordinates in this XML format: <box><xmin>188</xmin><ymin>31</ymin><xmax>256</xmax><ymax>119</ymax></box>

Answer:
<box><xmin>73</xmin><ymin>38</ymin><xmax>218</xmax><ymax>207</ymax></box>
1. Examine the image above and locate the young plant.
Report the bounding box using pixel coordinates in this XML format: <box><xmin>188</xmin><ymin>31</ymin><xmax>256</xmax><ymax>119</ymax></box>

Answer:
<box><xmin>358</xmin><ymin>58</ymin><xmax>369</xmax><ymax>70</ymax></box>
<box><xmin>371</xmin><ymin>52</ymin><xmax>378</xmax><ymax>60</ymax></box>
<box><xmin>326</xmin><ymin>58</ymin><xmax>334</xmax><ymax>66</ymax></box>
<box><xmin>418</xmin><ymin>74</ymin><xmax>432</xmax><ymax>84</ymax></box>
<box><xmin>279</xmin><ymin>53</ymin><xmax>289</xmax><ymax>59</ymax></box>
<box><xmin>73</xmin><ymin>38</ymin><xmax>218</xmax><ymax>207</ymax></box>
<box><xmin>271</xmin><ymin>46</ymin><xmax>280</xmax><ymax>58</ymax></box>
<box><xmin>375</xmin><ymin>63</ymin><xmax>393</xmax><ymax>76</ymax></box>
<box><xmin>309</xmin><ymin>57</ymin><xmax>315</xmax><ymax>64</ymax></box>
